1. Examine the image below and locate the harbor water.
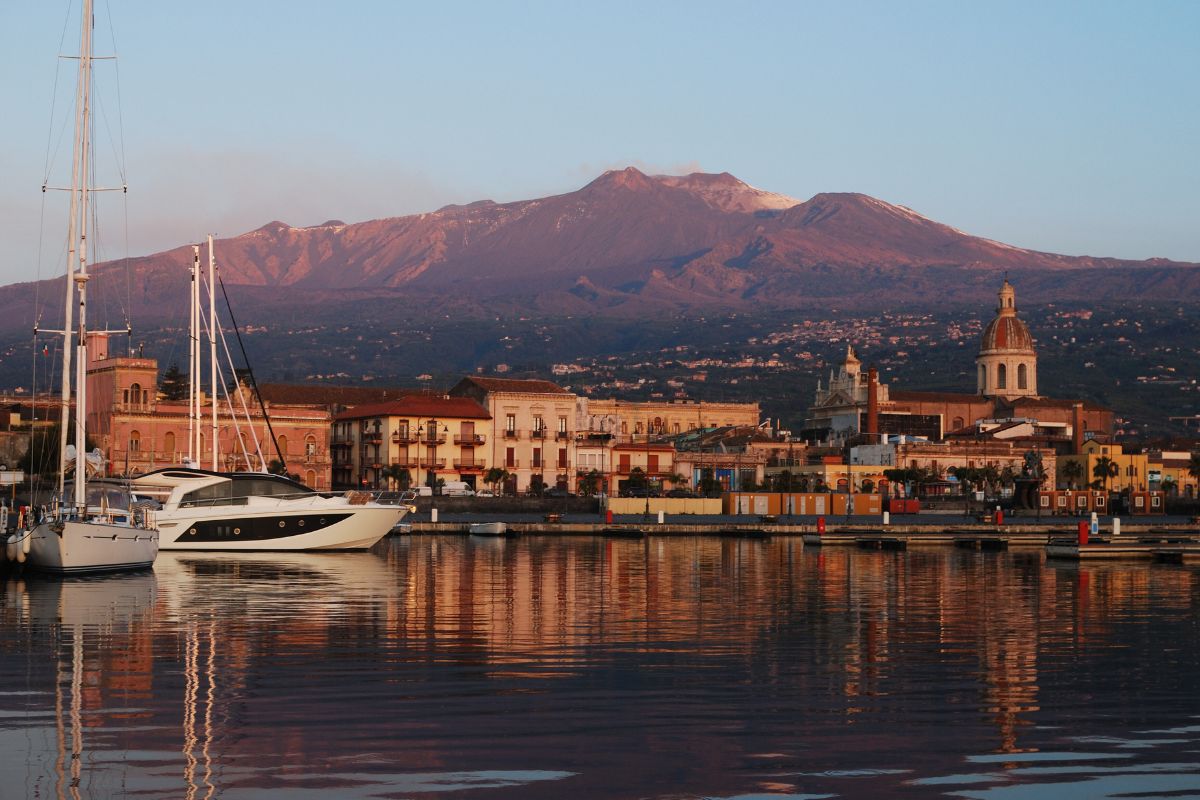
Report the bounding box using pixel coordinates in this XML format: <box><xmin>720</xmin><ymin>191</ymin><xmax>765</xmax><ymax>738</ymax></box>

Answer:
<box><xmin>1</xmin><ymin>535</ymin><xmax>1198</xmax><ymax>798</ymax></box>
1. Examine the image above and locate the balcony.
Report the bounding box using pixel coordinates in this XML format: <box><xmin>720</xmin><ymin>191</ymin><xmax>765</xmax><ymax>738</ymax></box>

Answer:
<box><xmin>392</xmin><ymin>432</ymin><xmax>418</xmax><ymax>444</ymax></box>
<box><xmin>418</xmin><ymin>433</ymin><xmax>447</xmax><ymax>445</ymax></box>
<box><xmin>503</xmin><ymin>459</ymin><xmax>520</xmax><ymax>469</ymax></box>
<box><xmin>454</xmin><ymin>433</ymin><xmax>485</xmax><ymax>446</ymax></box>
<box><xmin>363</xmin><ymin>435</ymin><xmax>383</xmax><ymax>445</ymax></box>
<box><xmin>503</xmin><ymin>429</ymin><xmax>521</xmax><ymax>440</ymax></box>
<box><xmin>554</xmin><ymin>430</ymin><xmax>570</xmax><ymax>441</ymax></box>
<box><xmin>423</xmin><ymin>458</ymin><xmax>446</xmax><ymax>469</ymax></box>
<box><xmin>453</xmin><ymin>458</ymin><xmax>487</xmax><ymax>470</ymax></box>
<box><xmin>330</xmin><ymin>437</ymin><xmax>354</xmax><ymax>448</ymax></box>
<box><xmin>530</xmin><ymin>429</ymin><xmax>547</xmax><ymax>440</ymax></box>
<box><xmin>113</xmin><ymin>402</ymin><xmax>154</xmax><ymax>414</ymax></box>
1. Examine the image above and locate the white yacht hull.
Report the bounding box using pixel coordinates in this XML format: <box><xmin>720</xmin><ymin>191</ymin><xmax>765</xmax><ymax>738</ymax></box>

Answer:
<box><xmin>156</xmin><ymin>502</ymin><xmax>403</xmax><ymax>551</ymax></box>
<box><xmin>26</xmin><ymin>520</ymin><xmax>159</xmax><ymax>574</ymax></box>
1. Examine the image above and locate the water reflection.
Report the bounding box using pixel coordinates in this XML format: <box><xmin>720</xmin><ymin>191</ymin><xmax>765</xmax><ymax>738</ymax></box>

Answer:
<box><xmin>0</xmin><ymin>538</ymin><xmax>1196</xmax><ymax>798</ymax></box>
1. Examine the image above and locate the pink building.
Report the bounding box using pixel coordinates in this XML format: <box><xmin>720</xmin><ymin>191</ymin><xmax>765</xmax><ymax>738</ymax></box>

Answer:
<box><xmin>84</xmin><ymin>334</ymin><xmax>332</xmax><ymax>489</ymax></box>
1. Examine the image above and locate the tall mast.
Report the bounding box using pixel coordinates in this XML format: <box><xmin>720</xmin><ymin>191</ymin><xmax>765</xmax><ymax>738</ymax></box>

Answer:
<box><xmin>69</xmin><ymin>0</ymin><xmax>95</xmax><ymax>508</ymax></box>
<box><xmin>188</xmin><ymin>246</ymin><xmax>199</xmax><ymax>465</ymax></box>
<box><xmin>208</xmin><ymin>235</ymin><xmax>218</xmax><ymax>471</ymax></box>
<box><xmin>57</xmin><ymin>0</ymin><xmax>94</xmax><ymax>498</ymax></box>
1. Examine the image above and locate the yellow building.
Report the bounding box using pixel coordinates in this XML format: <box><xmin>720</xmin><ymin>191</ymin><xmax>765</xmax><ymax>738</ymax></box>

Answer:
<box><xmin>331</xmin><ymin>395</ymin><xmax>492</xmax><ymax>490</ymax></box>
<box><xmin>1058</xmin><ymin>440</ymin><xmax>1149</xmax><ymax>493</ymax></box>
<box><xmin>1147</xmin><ymin>450</ymin><xmax>1199</xmax><ymax>497</ymax></box>
<box><xmin>450</xmin><ymin>377</ymin><xmax>578</xmax><ymax>494</ymax></box>
<box><xmin>579</xmin><ymin>398</ymin><xmax>759</xmax><ymax>437</ymax></box>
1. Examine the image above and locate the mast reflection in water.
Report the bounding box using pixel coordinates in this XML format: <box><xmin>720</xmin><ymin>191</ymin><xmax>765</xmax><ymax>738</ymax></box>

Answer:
<box><xmin>1</xmin><ymin>538</ymin><xmax>1199</xmax><ymax>798</ymax></box>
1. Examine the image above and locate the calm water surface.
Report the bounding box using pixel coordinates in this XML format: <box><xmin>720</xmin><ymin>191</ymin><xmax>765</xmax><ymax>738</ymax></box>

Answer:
<box><xmin>1</xmin><ymin>536</ymin><xmax>1199</xmax><ymax>799</ymax></box>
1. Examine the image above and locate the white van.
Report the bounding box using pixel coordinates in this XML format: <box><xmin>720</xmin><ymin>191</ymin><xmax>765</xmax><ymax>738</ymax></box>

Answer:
<box><xmin>441</xmin><ymin>481</ymin><xmax>476</xmax><ymax>497</ymax></box>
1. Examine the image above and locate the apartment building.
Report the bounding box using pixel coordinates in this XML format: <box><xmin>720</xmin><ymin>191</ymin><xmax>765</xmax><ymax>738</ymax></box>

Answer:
<box><xmin>331</xmin><ymin>396</ymin><xmax>492</xmax><ymax>490</ymax></box>
<box><xmin>450</xmin><ymin>377</ymin><xmax>577</xmax><ymax>494</ymax></box>
<box><xmin>578</xmin><ymin>398</ymin><xmax>760</xmax><ymax>438</ymax></box>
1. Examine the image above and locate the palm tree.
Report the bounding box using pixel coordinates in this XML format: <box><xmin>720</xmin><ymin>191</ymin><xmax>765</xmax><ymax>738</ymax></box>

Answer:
<box><xmin>380</xmin><ymin>464</ymin><xmax>410</xmax><ymax>490</ymax></box>
<box><xmin>1061</xmin><ymin>459</ymin><xmax>1084</xmax><ymax>490</ymax></box>
<box><xmin>1160</xmin><ymin>476</ymin><xmax>1178</xmax><ymax>496</ymax></box>
<box><xmin>1093</xmin><ymin>456</ymin><xmax>1119</xmax><ymax>493</ymax></box>
<box><xmin>1188</xmin><ymin>452</ymin><xmax>1200</xmax><ymax>491</ymax></box>
<box><xmin>483</xmin><ymin>466</ymin><xmax>510</xmax><ymax>495</ymax></box>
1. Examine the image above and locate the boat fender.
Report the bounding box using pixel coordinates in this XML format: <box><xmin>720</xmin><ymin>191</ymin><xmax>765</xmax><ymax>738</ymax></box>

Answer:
<box><xmin>4</xmin><ymin>534</ymin><xmax>14</xmax><ymax>562</ymax></box>
<box><xmin>22</xmin><ymin>531</ymin><xmax>31</xmax><ymax>556</ymax></box>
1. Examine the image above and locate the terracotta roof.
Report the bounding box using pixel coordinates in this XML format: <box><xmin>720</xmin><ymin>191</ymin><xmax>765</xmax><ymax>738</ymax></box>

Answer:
<box><xmin>454</xmin><ymin>376</ymin><xmax>572</xmax><ymax>395</ymax></box>
<box><xmin>980</xmin><ymin>315</ymin><xmax>1034</xmax><ymax>353</ymax></box>
<box><xmin>334</xmin><ymin>396</ymin><xmax>491</xmax><ymax>422</ymax></box>
<box><xmin>258</xmin><ymin>383</ymin><xmax>423</xmax><ymax>408</ymax></box>
<box><xmin>1008</xmin><ymin>397</ymin><xmax>1110</xmax><ymax>412</ymax></box>
<box><xmin>889</xmin><ymin>390</ymin><xmax>989</xmax><ymax>404</ymax></box>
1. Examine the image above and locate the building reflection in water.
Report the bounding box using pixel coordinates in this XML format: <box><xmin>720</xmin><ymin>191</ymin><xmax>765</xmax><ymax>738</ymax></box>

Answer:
<box><xmin>0</xmin><ymin>538</ymin><xmax>1196</xmax><ymax>799</ymax></box>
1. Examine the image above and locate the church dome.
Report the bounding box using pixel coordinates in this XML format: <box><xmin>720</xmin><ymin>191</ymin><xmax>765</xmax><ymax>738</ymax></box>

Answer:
<box><xmin>980</xmin><ymin>314</ymin><xmax>1034</xmax><ymax>353</ymax></box>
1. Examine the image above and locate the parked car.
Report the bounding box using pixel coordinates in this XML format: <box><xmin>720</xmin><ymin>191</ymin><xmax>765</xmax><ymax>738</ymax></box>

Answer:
<box><xmin>476</xmin><ymin>488</ymin><xmax>496</xmax><ymax>498</ymax></box>
<box><xmin>665</xmin><ymin>488</ymin><xmax>695</xmax><ymax>498</ymax></box>
<box><xmin>544</xmin><ymin>486</ymin><xmax>575</xmax><ymax>498</ymax></box>
<box><xmin>441</xmin><ymin>481</ymin><xmax>476</xmax><ymax>497</ymax></box>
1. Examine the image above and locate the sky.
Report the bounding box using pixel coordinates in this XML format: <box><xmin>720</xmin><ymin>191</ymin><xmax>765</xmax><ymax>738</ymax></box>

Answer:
<box><xmin>1</xmin><ymin>0</ymin><xmax>1197</xmax><ymax>286</ymax></box>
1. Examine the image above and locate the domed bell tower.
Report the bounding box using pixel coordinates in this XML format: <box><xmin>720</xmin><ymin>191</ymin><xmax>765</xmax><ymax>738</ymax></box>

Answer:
<box><xmin>976</xmin><ymin>280</ymin><xmax>1038</xmax><ymax>398</ymax></box>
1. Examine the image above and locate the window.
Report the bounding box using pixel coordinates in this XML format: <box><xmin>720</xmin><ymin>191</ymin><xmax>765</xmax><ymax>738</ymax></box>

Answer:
<box><xmin>305</xmin><ymin>435</ymin><xmax>317</xmax><ymax>456</ymax></box>
<box><xmin>1018</xmin><ymin>363</ymin><xmax>1028</xmax><ymax>390</ymax></box>
<box><xmin>277</xmin><ymin>435</ymin><xmax>289</xmax><ymax>456</ymax></box>
<box><xmin>558</xmin><ymin>448</ymin><xmax>567</xmax><ymax>468</ymax></box>
<box><xmin>129</xmin><ymin>430</ymin><xmax>141</xmax><ymax>452</ymax></box>
<box><xmin>163</xmin><ymin>431</ymin><xmax>175</xmax><ymax>456</ymax></box>
<box><xmin>506</xmin><ymin>447</ymin><xmax>515</xmax><ymax>467</ymax></box>
<box><xmin>557</xmin><ymin>416</ymin><xmax>567</xmax><ymax>433</ymax></box>
<box><xmin>647</xmin><ymin>454</ymin><xmax>658</xmax><ymax>473</ymax></box>
<box><xmin>129</xmin><ymin>382</ymin><xmax>142</xmax><ymax>406</ymax></box>
<box><xmin>533</xmin><ymin>447</ymin><xmax>542</xmax><ymax>468</ymax></box>
<box><xmin>978</xmin><ymin>364</ymin><xmax>986</xmax><ymax>391</ymax></box>
<box><xmin>305</xmin><ymin>470</ymin><xmax>316</xmax><ymax>487</ymax></box>
<box><xmin>952</xmin><ymin>417</ymin><xmax>964</xmax><ymax>431</ymax></box>
<box><xmin>997</xmin><ymin>364</ymin><xmax>1007</xmax><ymax>390</ymax></box>
<box><xmin>506</xmin><ymin>414</ymin><xmax>516</xmax><ymax>433</ymax></box>
<box><xmin>533</xmin><ymin>416</ymin><xmax>544</xmax><ymax>432</ymax></box>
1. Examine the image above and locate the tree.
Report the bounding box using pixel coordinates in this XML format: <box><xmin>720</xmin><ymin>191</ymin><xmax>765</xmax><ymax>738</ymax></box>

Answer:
<box><xmin>1160</xmin><ymin>476</ymin><xmax>1178</xmax><ymax>496</ymax></box>
<box><xmin>1061</xmin><ymin>459</ymin><xmax>1084</xmax><ymax>490</ymax></box>
<box><xmin>1189</xmin><ymin>452</ymin><xmax>1200</xmax><ymax>488</ymax></box>
<box><xmin>528</xmin><ymin>474</ymin><xmax>546</xmax><ymax>496</ymax></box>
<box><xmin>380</xmin><ymin>464</ymin><xmax>410</xmax><ymax>490</ymax></box>
<box><xmin>18</xmin><ymin>423</ymin><xmax>98</xmax><ymax>478</ymax></box>
<box><xmin>577</xmin><ymin>469</ymin><xmax>602</xmax><ymax>497</ymax></box>
<box><xmin>1093</xmin><ymin>456</ymin><xmax>1119</xmax><ymax>493</ymax></box>
<box><xmin>483</xmin><ymin>466</ymin><xmax>509</xmax><ymax>495</ymax></box>
<box><xmin>158</xmin><ymin>362</ymin><xmax>187</xmax><ymax>401</ymax></box>
<box><xmin>698</xmin><ymin>467</ymin><xmax>721</xmax><ymax>497</ymax></box>
<box><xmin>267</xmin><ymin>459</ymin><xmax>301</xmax><ymax>482</ymax></box>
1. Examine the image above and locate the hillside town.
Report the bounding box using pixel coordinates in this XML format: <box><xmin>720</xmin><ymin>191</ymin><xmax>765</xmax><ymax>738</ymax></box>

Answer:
<box><xmin>3</xmin><ymin>280</ymin><xmax>1196</xmax><ymax>512</ymax></box>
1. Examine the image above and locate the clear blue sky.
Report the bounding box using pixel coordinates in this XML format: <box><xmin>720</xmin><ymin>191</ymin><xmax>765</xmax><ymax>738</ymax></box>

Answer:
<box><xmin>1</xmin><ymin>0</ymin><xmax>1197</xmax><ymax>286</ymax></box>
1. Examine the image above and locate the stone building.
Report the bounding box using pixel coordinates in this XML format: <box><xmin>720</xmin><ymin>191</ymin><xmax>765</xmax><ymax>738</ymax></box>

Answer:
<box><xmin>803</xmin><ymin>280</ymin><xmax>1113</xmax><ymax>447</ymax></box>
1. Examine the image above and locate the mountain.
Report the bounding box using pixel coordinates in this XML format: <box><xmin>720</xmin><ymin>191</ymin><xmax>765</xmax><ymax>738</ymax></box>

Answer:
<box><xmin>3</xmin><ymin>167</ymin><xmax>1199</xmax><ymax>335</ymax></box>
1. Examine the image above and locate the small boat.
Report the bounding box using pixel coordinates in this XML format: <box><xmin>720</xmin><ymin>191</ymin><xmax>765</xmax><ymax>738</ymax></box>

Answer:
<box><xmin>468</xmin><ymin>521</ymin><xmax>508</xmax><ymax>536</ymax></box>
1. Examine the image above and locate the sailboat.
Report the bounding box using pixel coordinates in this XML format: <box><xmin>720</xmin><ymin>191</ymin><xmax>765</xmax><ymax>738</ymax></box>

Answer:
<box><xmin>16</xmin><ymin>0</ymin><xmax>158</xmax><ymax>573</ymax></box>
<box><xmin>129</xmin><ymin>236</ymin><xmax>405</xmax><ymax>551</ymax></box>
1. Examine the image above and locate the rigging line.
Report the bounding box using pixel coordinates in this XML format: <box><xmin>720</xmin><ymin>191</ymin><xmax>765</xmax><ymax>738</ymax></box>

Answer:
<box><xmin>41</xmin><ymin>1</ymin><xmax>74</xmax><ymax>182</ymax></box>
<box><xmin>209</xmin><ymin>282</ymin><xmax>266</xmax><ymax>470</ymax></box>
<box><xmin>103</xmin><ymin>0</ymin><xmax>128</xmax><ymax>184</ymax></box>
<box><xmin>216</xmin><ymin>274</ymin><xmax>281</xmax><ymax>470</ymax></box>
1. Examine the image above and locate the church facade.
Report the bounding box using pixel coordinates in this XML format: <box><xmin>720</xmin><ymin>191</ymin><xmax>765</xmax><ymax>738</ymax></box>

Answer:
<box><xmin>803</xmin><ymin>280</ymin><xmax>1113</xmax><ymax>448</ymax></box>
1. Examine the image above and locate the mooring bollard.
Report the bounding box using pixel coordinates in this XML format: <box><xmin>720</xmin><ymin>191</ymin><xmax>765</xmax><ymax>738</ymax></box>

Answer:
<box><xmin>606</xmin><ymin>509</ymin><xmax>613</xmax><ymax>524</ymax></box>
<box><xmin>657</xmin><ymin>510</ymin><xmax>665</xmax><ymax>524</ymax></box>
<box><xmin>995</xmin><ymin>506</ymin><xmax>1003</xmax><ymax>525</ymax></box>
<box><xmin>883</xmin><ymin>510</ymin><xmax>890</xmax><ymax>526</ymax></box>
<box><xmin>817</xmin><ymin>516</ymin><xmax>826</xmax><ymax>536</ymax></box>
<box><xmin>431</xmin><ymin>507</ymin><xmax>438</xmax><ymax>524</ymax></box>
<box><xmin>1112</xmin><ymin>517</ymin><xmax>1121</xmax><ymax>537</ymax></box>
<box><xmin>1077</xmin><ymin>519</ymin><xmax>1089</xmax><ymax>545</ymax></box>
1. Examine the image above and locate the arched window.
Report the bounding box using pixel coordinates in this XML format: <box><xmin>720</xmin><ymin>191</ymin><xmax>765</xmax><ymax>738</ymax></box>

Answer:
<box><xmin>1017</xmin><ymin>363</ymin><xmax>1028</xmax><ymax>390</ymax></box>
<box><xmin>305</xmin><ymin>469</ymin><xmax>316</xmax><ymax>487</ymax></box>
<box><xmin>129</xmin><ymin>382</ymin><xmax>142</xmax><ymax>407</ymax></box>
<box><xmin>163</xmin><ymin>431</ymin><xmax>176</xmax><ymax>458</ymax></box>
<box><xmin>978</xmin><ymin>364</ymin><xmax>986</xmax><ymax>392</ymax></box>
<box><xmin>277</xmin><ymin>435</ymin><xmax>288</xmax><ymax>456</ymax></box>
<box><xmin>997</xmin><ymin>364</ymin><xmax>1007</xmax><ymax>390</ymax></box>
<box><xmin>129</xmin><ymin>430</ymin><xmax>141</xmax><ymax>452</ymax></box>
<box><xmin>305</xmin><ymin>435</ymin><xmax>317</xmax><ymax>457</ymax></box>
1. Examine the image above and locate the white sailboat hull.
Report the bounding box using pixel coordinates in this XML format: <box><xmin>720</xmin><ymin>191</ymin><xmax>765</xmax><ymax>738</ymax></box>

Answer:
<box><xmin>27</xmin><ymin>520</ymin><xmax>159</xmax><ymax>574</ymax></box>
<box><xmin>156</xmin><ymin>502</ymin><xmax>403</xmax><ymax>552</ymax></box>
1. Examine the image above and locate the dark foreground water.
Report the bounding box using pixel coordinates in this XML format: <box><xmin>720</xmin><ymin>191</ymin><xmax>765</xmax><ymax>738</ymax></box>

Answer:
<box><xmin>1</xmin><ymin>536</ymin><xmax>1198</xmax><ymax>799</ymax></box>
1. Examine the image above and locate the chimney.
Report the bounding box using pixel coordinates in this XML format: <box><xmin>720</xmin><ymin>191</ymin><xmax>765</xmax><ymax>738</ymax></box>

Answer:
<box><xmin>866</xmin><ymin>367</ymin><xmax>879</xmax><ymax>438</ymax></box>
<box><xmin>1072</xmin><ymin>402</ymin><xmax>1084</xmax><ymax>453</ymax></box>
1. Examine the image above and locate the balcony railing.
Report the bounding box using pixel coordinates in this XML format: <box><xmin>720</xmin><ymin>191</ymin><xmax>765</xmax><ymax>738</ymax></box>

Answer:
<box><xmin>113</xmin><ymin>402</ymin><xmax>154</xmax><ymax>414</ymax></box>
<box><xmin>504</xmin><ymin>459</ymin><xmax>520</xmax><ymax>469</ymax></box>
<box><xmin>555</xmin><ymin>430</ymin><xmax>570</xmax><ymax>441</ymax></box>
<box><xmin>330</xmin><ymin>437</ymin><xmax>354</xmax><ymax>447</ymax></box>
<box><xmin>503</xmin><ymin>429</ymin><xmax>520</xmax><ymax>440</ymax></box>
<box><xmin>454</xmin><ymin>434</ymin><xmax>485</xmax><ymax>445</ymax></box>
<box><xmin>453</xmin><ymin>459</ymin><xmax>487</xmax><ymax>470</ymax></box>
<box><xmin>363</xmin><ymin>435</ymin><xmax>383</xmax><ymax>445</ymax></box>
<box><xmin>530</xmin><ymin>429</ymin><xmax>547</xmax><ymax>440</ymax></box>
<box><xmin>392</xmin><ymin>432</ymin><xmax>418</xmax><ymax>444</ymax></box>
<box><xmin>423</xmin><ymin>458</ymin><xmax>446</xmax><ymax>469</ymax></box>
